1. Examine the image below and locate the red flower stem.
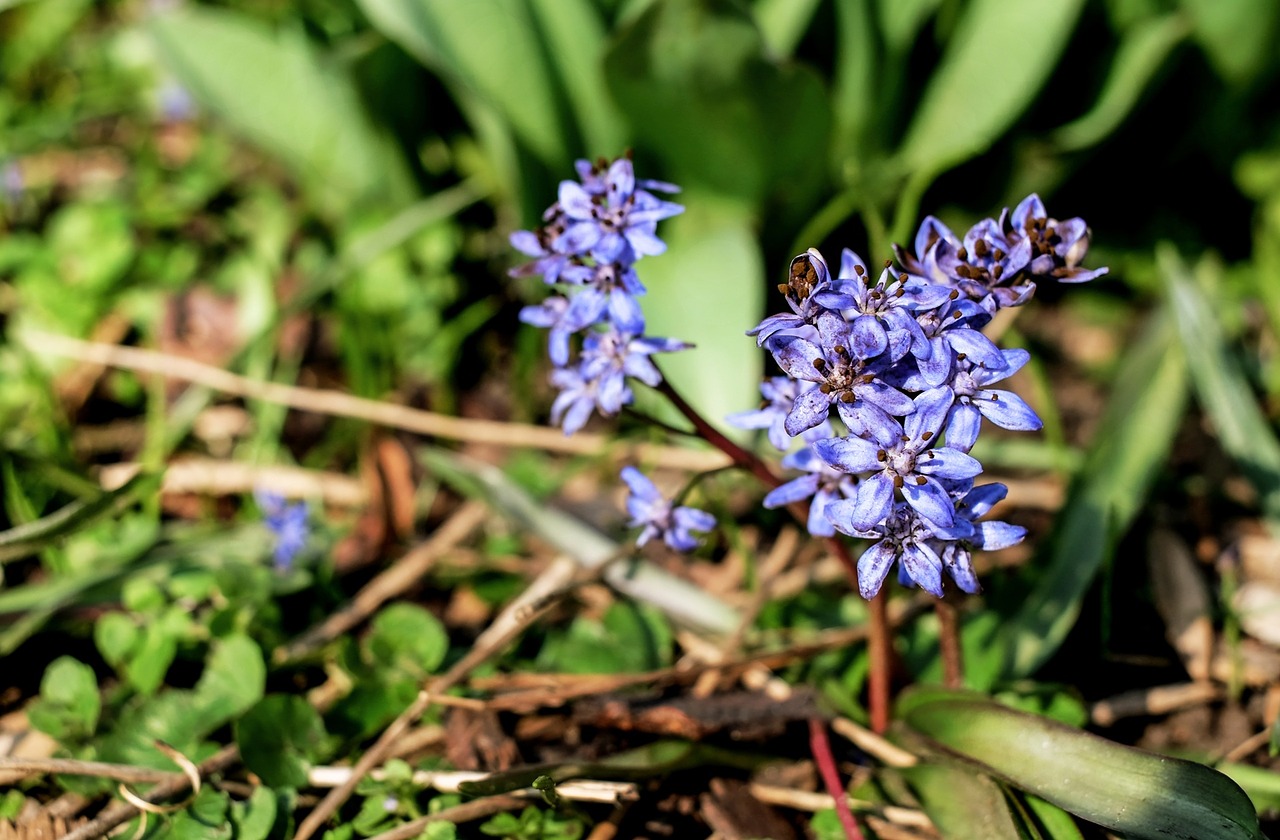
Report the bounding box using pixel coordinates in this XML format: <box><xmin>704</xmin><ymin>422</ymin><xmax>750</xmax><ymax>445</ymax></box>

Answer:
<box><xmin>935</xmin><ymin>599</ymin><xmax>964</xmax><ymax>688</ymax></box>
<box><xmin>867</xmin><ymin>589</ymin><xmax>891</xmax><ymax>733</ymax></box>
<box><xmin>809</xmin><ymin>717</ymin><xmax>866</xmax><ymax>840</ymax></box>
<box><xmin>650</xmin><ymin>367</ymin><xmax>890</xmax><ymax>732</ymax></box>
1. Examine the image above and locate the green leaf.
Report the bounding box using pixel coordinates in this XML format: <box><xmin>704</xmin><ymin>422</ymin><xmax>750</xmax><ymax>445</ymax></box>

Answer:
<box><xmin>537</xmin><ymin>602</ymin><xmax>673</xmax><ymax>674</ymax></box>
<box><xmin>527</xmin><ymin>0</ymin><xmax>626</xmax><ymax>156</ymax></box>
<box><xmin>1052</xmin><ymin>13</ymin><xmax>1189</xmax><ymax>151</ymax></box>
<box><xmin>28</xmin><ymin>656</ymin><xmax>99</xmax><ymax>741</ymax></box>
<box><xmin>1179</xmin><ymin>0</ymin><xmax>1279</xmax><ymax>85</ymax></box>
<box><xmin>229</xmin><ymin>785</ymin><xmax>279</xmax><ymax>840</ymax></box>
<box><xmin>148</xmin><ymin>6</ymin><xmax>412</xmax><ymax>215</ymax></box>
<box><xmin>831</xmin><ymin>0</ymin><xmax>877</xmax><ymax>163</ymax></box>
<box><xmin>192</xmin><ymin>633</ymin><xmax>266</xmax><ymax>722</ymax></box>
<box><xmin>633</xmin><ymin>194</ymin><xmax>764</xmax><ymax>433</ymax></box>
<box><xmin>901</xmin><ymin>762</ymin><xmax>1023</xmax><ymax>839</ymax></box>
<box><xmin>994</xmin><ymin>305</ymin><xmax>1189</xmax><ymax>680</ymax></box>
<box><xmin>1218</xmin><ymin>762</ymin><xmax>1280</xmax><ymax>815</ymax></box>
<box><xmin>236</xmin><ymin>695</ymin><xmax>327</xmax><ymax>788</ymax></box>
<box><xmin>1021</xmin><ymin>793</ymin><xmax>1087</xmax><ymax>840</ymax></box>
<box><xmin>896</xmin><ymin>0</ymin><xmax>1086</xmax><ymax>175</ymax></box>
<box><xmin>94</xmin><ymin>612</ymin><xmax>139</xmax><ymax>669</ymax></box>
<box><xmin>603</xmin><ymin>0</ymin><xmax>829</xmax><ymax>205</ymax></box>
<box><xmin>163</xmin><ymin>787</ymin><xmax>232</xmax><ymax>840</ymax></box>
<box><xmin>366</xmin><ymin>602</ymin><xmax>450</xmax><ymax>678</ymax></box>
<box><xmin>124</xmin><ymin>619</ymin><xmax>180</xmax><ymax>695</ymax></box>
<box><xmin>900</xmin><ymin>688</ymin><xmax>1264</xmax><ymax>840</ymax></box>
<box><xmin>1165</xmin><ymin>245</ymin><xmax>1280</xmax><ymax>530</ymax></box>
<box><xmin>356</xmin><ymin>0</ymin><xmax>570</xmax><ymax>168</ymax></box>
<box><xmin>0</xmin><ymin>471</ymin><xmax>159</xmax><ymax>565</ymax></box>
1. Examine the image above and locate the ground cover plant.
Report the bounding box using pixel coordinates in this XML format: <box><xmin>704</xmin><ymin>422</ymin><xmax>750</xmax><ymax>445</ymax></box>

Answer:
<box><xmin>2</xmin><ymin>0</ymin><xmax>1280</xmax><ymax>838</ymax></box>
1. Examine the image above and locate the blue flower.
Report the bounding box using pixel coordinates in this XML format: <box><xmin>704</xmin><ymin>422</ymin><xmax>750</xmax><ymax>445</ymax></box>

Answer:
<box><xmin>727</xmin><ymin>377</ymin><xmax>832</xmax><ymax>451</ymax></box>
<box><xmin>826</xmin><ymin>501</ymin><xmax>947</xmax><ymax>598</ymax></box>
<box><xmin>1005</xmin><ymin>194</ymin><xmax>1108</xmax><ymax>284</ymax></box>
<box><xmin>620</xmin><ymin>467</ymin><xmax>715</xmax><ymax>552</ymax></box>
<box><xmin>814</xmin><ymin>387</ymin><xmax>982</xmax><ymax>530</ymax></box>
<box><xmin>555</xmin><ymin>158</ymin><xmax>683</xmax><ymax>264</ymax></box>
<box><xmin>941</xmin><ymin>348</ymin><xmax>1043</xmax><ymax>452</ymax></box>
<box><xmin>763</xmin><ymin>445</ymin><xmax>857</xmax><ymax>537</ymax></box>
<box><xmin>929</xmin><ymin>483</ymin><xmax>1028</xmax><ymax>594</ymax></box>
<box><xmin>255</xmin><ymin>490</ymin><xmax>309</xmax><ymax>571</ymax></box>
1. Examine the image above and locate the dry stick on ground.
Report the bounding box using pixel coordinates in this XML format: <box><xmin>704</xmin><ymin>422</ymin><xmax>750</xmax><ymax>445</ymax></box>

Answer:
<box><xmin>362</xmin><ymin>795</ymin><xmax>528</xmax><ymax>840</ymax></box>
<box><xmin>292</xmin><ymin>556</ymin><xmax>594</xmax><ymax>840</ymax></box>
<box><xmin>274</xmin><ymin>500</ymin><xmax>489</xmax><ymax>664</ymax></box>
<box><xmin>60</xmin><ymin>745</ymin><xmax>240</xmax><ymax>840</ymax></box>
<box><xmin>23</xmin><ymin>330</ymin><xmax>732</xmax><ymax>472</ymax></box>
<box><xmin>0</xmin><ymin>758</ymin><xmax>178</xmax><ymax>786</ymax></box>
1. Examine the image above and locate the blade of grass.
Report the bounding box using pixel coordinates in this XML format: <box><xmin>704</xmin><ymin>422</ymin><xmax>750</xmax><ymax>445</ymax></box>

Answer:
<box><xmin>994</xmin><ymin>303</ymin><xmax>1189</xmax><ymax>681</ymax></box>
<box><xmin>1164</xmin><ymin>244</ymin><xmax>1280</xmax><ymax>531</ymax></box>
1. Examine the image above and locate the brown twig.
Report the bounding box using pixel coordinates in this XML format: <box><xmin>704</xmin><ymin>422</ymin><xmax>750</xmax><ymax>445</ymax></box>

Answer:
<box><xmin>291</xmin><ymin>558</ymin><xmax>589</xmax><ymax>840</ymax></box>
<box><xmin>0</xmin><ymin>757</ymin><xmax>177</xmax><ymax>785</ymax></box>
<box><xmin>23</xmin><ymin>329</ymin><xmax>731</xmax><ymax>472</ymax></box>
<box><xmin>362</xmin><ymin>795</ymin><xmax>527</xmax><ymax>840</ymax></box>
<box><xmin>60</xmin><ymin>744</ymin><xmax>239</xmax><ymax>840</ymax></box>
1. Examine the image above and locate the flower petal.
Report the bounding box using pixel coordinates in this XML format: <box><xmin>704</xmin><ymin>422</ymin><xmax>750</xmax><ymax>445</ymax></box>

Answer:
<box><xmin>901</xmin><ymin>541</ymin><xmax>944</xmax><ymax>597</ymax></box>
<box><xmin>857</xmin><ymin>538</ymin><xmax>898</xmax><ymax>598</ymax></box>
<box><xmin>812</xmin><ymin>435</ymin><xmax>883</xmax><ymax>474</ymax></box>
<box><xmin>975</xmin><ymin>390</ymin><xmax>1043</xmax><ymax>430</ymax></box>
<box><xmin>849</xmin><ymin>473</ymin><xmax>895</xmax><ymax>530</ymax></box>
<box><xmin>915</xmin><ymin>446</ymin><xmax>983</xmax><ymax>480</ymax></box>
<box><xmin>901</xmin><ymin>475</ymin><xmax>955</xmax><ymax>528</ymax></box>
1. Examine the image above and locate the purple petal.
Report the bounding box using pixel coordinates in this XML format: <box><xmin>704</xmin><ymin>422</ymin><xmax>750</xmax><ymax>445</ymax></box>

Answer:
<box><xmin>1011</xmin><ymin>194</ymin><xmax>1046</xmax><ymax>232</ymax></box>
<box><xmin>785</xmin><ymin>387</ymin><xmax>834</xmax><ymax>437</ymax></box>
<box><xmin>856</xmin><ymin>539</ymin><xmax>898</xmax><ymax>598</ymax></box>
<box><xmin>812</xmin><ymin>435</ymin><xmax>883</xmax><ymax>474</ymax></box>
<box><xmin>946</xmin><ymin>328</ymin><xmax>1007</xmax><ymax>370</ymax></box>
<box><xmin>764</xmin><ymin>474</ymin><xmax>820</xmax><ymax>509</ymax></box>
<box><xmin>915</xmin><ymin>446</ymin><xmax>983</xmax><ymax>479</ymax></box>
<box><xmin>554</xmin><ymin>221</ymin><xmax>600</xmax><ymax>254</ymax></box>
<box><xmin>849</xmin><ymin>473</ymin><xmax>895</xmax><ymax>530</ymax></box>
<box><xmin>977</xmin><ymin>520</ymin><xmax>1027</xmax><ymax>550</ymax></box>
<box><xmin>850</xmin><ymin>315</ymin><xmax>888</xmax><ymax>358</ymax></box>
<box><xmin>961</xmin><ymin>483</ymin><xmax>1008</xmax><ymax>518</ymax></box>
<box><xmin>945</xmin><ymin>403</ymin><xmax>983</xmax><ymax>452</ymax></box>
<box><xmin>902</xmin><ymin>476</ymin><xmax>955</xmax><ymax>528</ymax></box>
<box><xmin>904</xmin><ymin>386</ymin><xmax>954</xmax><ymax>441</ymax></box>
<box><xmin>941</xmin><ymin>543</ymin><xmax>981</xmax><ymax>594</ymax></box>
<box><xmin>901</xmin><ymin>542</ymin><xmax>944</xmax><ymax>597</ymax></box>
<box><xmin>674</xmin><ymin>505</ymin><xmax>716</xmax><ymax>533</ymax></box>
<box><xmin>510</xmin><ymin>230</ymin><xmax>544</xmax><ymax>256</ymax></box>
<box><xmin>975</xmin><ymin>390</ymin><xmax>1042</xmax><ymax>431</ymax></box>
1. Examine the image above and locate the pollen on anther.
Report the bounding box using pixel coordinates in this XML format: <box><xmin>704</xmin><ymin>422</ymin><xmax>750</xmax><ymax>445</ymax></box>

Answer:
<box><xmin>991</xmin><ymin>394</ymin><xmax>1000</xmax><ymax>401</ymax></box>
<box><xmin>915</xmin><ymin>476</ymin><xmax>926</xmax><ymax>485</ymax></box>
<box><xmin>921</xmin><ymin>431</ymin><xmax>934</xmax><ymax>441</ymax></box>
<box><xmin>893</xmin><ymin>475</ymin><xmax>904</xmax><ymax>488</ymax></box>
<box><xmin>876</xmin><ymin>449</ymin><xmax>887</xmax><ymax>462</ymax></box>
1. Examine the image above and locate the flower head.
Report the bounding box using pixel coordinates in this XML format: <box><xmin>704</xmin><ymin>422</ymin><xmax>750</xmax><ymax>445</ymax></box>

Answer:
<box><xmin>620</xmin><ymin>467</ymin><xmax>715</xmax><ymax>552</ymax></box>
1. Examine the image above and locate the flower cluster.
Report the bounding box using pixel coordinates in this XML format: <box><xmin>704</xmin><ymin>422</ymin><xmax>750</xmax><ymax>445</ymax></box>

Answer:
<box><xmin>511</xmin><ymin>155</ymin><xmax>688</xmax><ymax>435</ymax></box>
<box><xmin>737</xmin><ymin>196</ymin><xmax>1106</xmax><ymax>598</ymax></box>
<box><xmin>620</xmin><ymin>467</ymin><xmax>716</xmax><ymax>552</ymax></box>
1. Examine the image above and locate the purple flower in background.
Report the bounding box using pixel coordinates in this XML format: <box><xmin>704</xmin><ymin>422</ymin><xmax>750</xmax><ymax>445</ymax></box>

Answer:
<box><xmin>556</xmin><ymin>157</ymin><xmax>683</xmax><ymax>263</ymax></box>
<box><xmin>763</xmin><ymin>445</ymin><xmax>858</xmax><ymax>537</ymax></box>
<box><xmin>727</xmin><ymin>377</ymin><xmax>832</xmax><ymax>451</ymax></box>
<box><xmin>620</xmin><ymin>467</ymin><xmax>716</xmax><ymax>552</ymax></box>
<box><xmin>255</xmin><ymin>490</ymin><xmax>309</xmax><ymax>571</ymax></box>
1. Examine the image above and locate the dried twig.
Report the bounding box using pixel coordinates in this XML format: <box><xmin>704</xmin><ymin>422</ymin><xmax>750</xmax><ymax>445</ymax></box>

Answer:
<box><xmin>1090</xmin><ymin>682</ymin><xmax>1222</xmax><ymax>726</ymax></box>
<box><xmin>23</xmin><ymin>329</ymin><xmax>731</xmax><ymax>471</ymax></box>
<box><xmin>0</xmin><ymin>757</ymin><xmax>176</xmax><ymax>785</ymax></box>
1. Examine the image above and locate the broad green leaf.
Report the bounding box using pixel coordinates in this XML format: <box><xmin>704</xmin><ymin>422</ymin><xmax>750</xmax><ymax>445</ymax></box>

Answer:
<box><xmin>635</xmin><ymin>194</ymin><xmax>764</xmax><ymax>435</ymax></box>
<box><xmin>900</xmin><ymin>689</ymin><xmax>1264</xmax><ymax>840</ymax></box>
<box><xmin>192</xmin><ymin>633</ymin><xmax>266</xmax><ymax>722</ymax></box>
<box><xmin>1179</xmin><ymin>0</ymin><xmax>1279</xmax><ymax>85</ymax></box>
<box><xmin>28</xmin><ymin>656</ymin><xmax>99</xmax><ymax>741</ymax></box>
<box><xmin>896</xmin><ymin>0</ymin><xmax>1086</xmax><ymax>175</ymax></box>
<box><xmin>753</xmin><ymin>0</ymin><xmax>824</xmax><ymax>57</ymax></box>
<box><xmin>0</xmin><ymin>472</ymin><xmax>159</xmax><ymax>564</ymax></box>
<box><xmin>356</xmin><ymin>0</ymin><xmax>570</xmax><ymax>168</ymax></box>
<box><xmin>229</xmin><ymin>786</ymin><xmax>279</xmax><ymax>840</ymax></box>
<box><xmin>124</xmin><ymin>619</ymin><xmax>180</xmax><ymax>695</ymax></box>
<box><xmin>527</xmin><ymin>0</ymin><xmax>625</xmax><ymax>156</ymax></box>
<box><xmin>603</xmin><ymin>0</ymin><xmax>829</xmax><ymax>206</ymax></box>
<box><xmin>366</xmin><ymin>602</ymin><xmax>449</xmax><ymax>678</ymax></box>
<box><xmin>537</xmin><ymin>602</ymin><xmax>673</xmax><ymax>674</ymax></box>
<box><xmin>148</xmin><ymin>7</ymin><xmax>412</xmax><ymax>215</ymax></box>
<box><xmin>995</xmin><ymin>305</ymin><xmax>1188</xmax><ymax>680</ymax></box>
<box><xmin>1165</xmin><ymin>245</ymin><xmax>1280</xmax><ymax>530</ymax></box>
<box><xmin>1218</xmin><ymin>762</ymin><xmax>1280</xmax><ymax>814</ymax></box>
<box><xmin>901</xmin><ymin>762</ymin><xmax>1023</xmax><ymax>839</ymax></box>
<box><xmin>1053</xmin><ymin>13</ymin><xmax>1190</xmax><ymax>151</ymax></box>
<box><xmin>163</xmin><ymin>787</ymin><xmax>232</xmax><ymax>840</ymax></box>
<box><xmin>235</xmin><ymin>695</ymin><xmax>327</xmax><ymax>788</ymax></box>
